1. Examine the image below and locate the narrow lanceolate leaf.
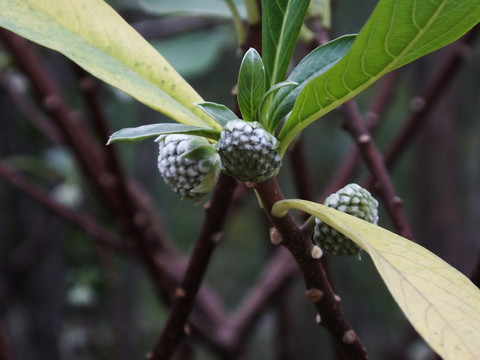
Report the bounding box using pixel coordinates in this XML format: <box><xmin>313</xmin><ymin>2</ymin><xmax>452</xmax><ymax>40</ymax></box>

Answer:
<box><xmin>279</xmin><ymin>0</ymin><xmax>480</xmax><ymax>153</ymax></box>
<box><xmin>237</xmin><ymin>48</ymin><xmax>265</xmax><ymax>122</ymax></box>
<box><xmin>107</xmin><ymin>123</ymin><xmax>220</xmax><ymax>144</ymax></box>
<box><xmin>267</xmin><ymin>35</ymin><xmax>356</xmax><ymax>132</ymax></box>
<box><xmin>262</xmin><ymin>0</ymin><xmax>310</xmax><ymax>88</ymax></box>
<box><xmin>0</xmin><ymin>0</ymin><xmax>219</xmax><ymax>129</ymax></box>
<box><xmin>272</xmin><ymin>199</ymin><xmax>480</xmax><ymax>360</ymax></box>
<box><xmin>195</xmin><ymin>102</ymin><xmax>238</xmax><ymax>128</ymax></box>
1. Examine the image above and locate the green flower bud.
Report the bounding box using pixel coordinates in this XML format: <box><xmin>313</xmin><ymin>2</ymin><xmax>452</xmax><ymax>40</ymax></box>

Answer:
<box><xmin>314</xmin><ymin>183</ymin><xmax>379</xmax><ymax>257</ymax></box>
<box><xmin>215</xmin><ymin>119</ymin><xmax>282</xmax><ymax>183</ymax></box>
<box><xmin>157</xmin><ymin>134</ymin><xmax>220</xmax><ymax>201</ymax></box>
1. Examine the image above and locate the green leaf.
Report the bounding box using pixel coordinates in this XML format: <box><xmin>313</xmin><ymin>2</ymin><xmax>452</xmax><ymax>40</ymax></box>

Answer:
<box><xmin>139</xmin><ymin>0</ymin><xmax>247</xmax><ymax>19</ymax></box>
<box><xmin>279</xmin><ymin>0</ymin><xmax>480</xmax><ymax>153</ymax></box>
<box><xmin>195</xmin><ymin>102</ymin><xmax>238</xmax><ymax>128</ymax></box>
<box><xmin>107</xmin><ymin>123</ymin><xmax>220</xmax><ymax>144</ymax></box>
<box><xmin>0</xmin><ymin>0</ymin><xmax>219</xmax><ymax>129</ymax></box>
<box><xmin>262</xmin><ymin>0</ymin><xmax>310</xmax><ymax>87</ymax></box>
<box><xmin>267</xmin><ymin>35</ymin><xmax>356</xmax><ymax>132</ymax></box>
<box><xmin>272</xmin><ymin>199</ymin><xmax>480</xmax><ymax>360</ymax></box>
<box><xmin>237</xmin><ymin>48</ymin><xmax>266</xmax><ymax>122</ymax></box>
<box><xmin>258</xmin><ymin>80</ymin><xmax>298</xmax><ymax>132</ymax></box>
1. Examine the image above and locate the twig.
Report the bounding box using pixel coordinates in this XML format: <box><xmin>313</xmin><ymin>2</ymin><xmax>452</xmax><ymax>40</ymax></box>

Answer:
<box><xmin>383</xmin><ymin>25</ymin><xmax>479</xmax><ymax>169</ymax></box>
<box><xmin>322</xmin><ymin>70</ymin><xmax>400</xmax><ymax>201</ymax></box>
<box><xmin>1</xmin><ymin>30</ymin><xmax>230</xmax><ymax>350</ymax></box>
<box><xmin>0</xmin><ymin>159</ymin><xmax>126</xmax><ymax>253</ymax></box>
<box><xmin>255</xmin><ymin>177</ymin><xmax>368</xmax><ymax>360</ymax></box>
<box><xmin>149</xmin><ymin>174</ymin><xmax>238</xmax><ymax>360</ymax></box>
<box><xmin>226</xmin><ymin>248</ymin><xmax>297</xmax><ymax>350</ymax></box>
<box><xmin>341</xmin><ymin>99</ymin><xmax>414</xmax><ymax>240</ymax></box>
<box><xmin>0</xmin><ymin>71</ymin><xmax>64</xmax><ymax>145</ymax></box>
<box><xmin>289</xmin><ymin>138</ymin><xmax>314</xmax><ymax>201</ymax></box>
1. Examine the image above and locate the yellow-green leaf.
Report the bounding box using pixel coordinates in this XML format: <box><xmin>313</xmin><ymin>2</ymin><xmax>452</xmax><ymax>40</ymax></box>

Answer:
<box><xmin>272</xmin><ymin>199</ymin><xmax>480</xmax><ymax>360</ymax></box>
<box><xmin>0</xmin><ymin>0</ymin><xmax>219</xmax><ymax>129</ymax></box>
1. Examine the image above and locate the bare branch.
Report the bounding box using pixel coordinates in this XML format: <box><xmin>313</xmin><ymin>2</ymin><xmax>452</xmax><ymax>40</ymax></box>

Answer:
<box><xmin>254</xmin><ymin>177</ymin><xmax>369</xmax><ymax>360</ymax></box>
<box><xmin>340</xmin><ymin>99</ymin><xmax>414</xmax><ymax>240</ymax></box>
<box><xmin>150</xmin><ymin>174</ymin><xmax>238</xmax><ymax>360</ymax></box>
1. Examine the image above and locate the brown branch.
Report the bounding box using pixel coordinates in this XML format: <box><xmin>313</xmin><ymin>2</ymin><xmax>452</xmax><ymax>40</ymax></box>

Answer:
<box><xmin>149</xmin><ymin>174</ymin><xmax>238</xmax><ymax>360</ymax></box>
<box><xmin>226</xmin><ymin>248</ymin><xmax>297</xmax><ymax>349</ymax></box>
<box><xmin>341</xmin><ymin>99</ymin><xmax>414</xmax><ymax>240</ymax></box>
<box><xmin>0</xmin><ymin>71</ymin><xmax>64</xmax><ymax>145</ymax></box>
<box><xmin>1</xmin><ymin>29</ymin><xmax>231</xmax><ymax>351</ymax></box>
<box><xmin>0</xmin><ymin>159</ymin><xmax>127</xmax><ymax>253</ymax></box>
<box><xmin>289</xmin><ymin>138</ymin><xmax>314</xmax><ymax>201</ymax></box>
<box><xmin>322</xmin><ymin>70</ymin><xmax>401</xmax><ymax>201</ymax></box>
<box><xmin>255</xmin><ymin>177</ymin><xmax>368</xmax><ymax>360</ymax></box>
<box><xmin>383</xmin><ymin>25</ymin><xmax>479</xmax><ymax>169</ymax></box>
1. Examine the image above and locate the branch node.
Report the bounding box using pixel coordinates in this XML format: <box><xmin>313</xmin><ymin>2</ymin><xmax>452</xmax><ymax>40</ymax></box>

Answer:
<box><xmin>211</xmin><ymin>231</ymin><xmax>223</xmax><ymax>244</ymax></box>
<box><xmin>357</xmin><ymin>134</ymin><xmax>371</xmax><ymax>144</ymax></box>
<box><xmin>311</xmin><ymin>245</ymin><xmax>323</xmax><ymax>259</ymax></box>
<box><xmin>334</xmin><ymin>294</ymin><xmax>342</xmax><ymax>302</ymax></box>
<box><xmin>184</xmin><ymin>324</ymin><xmax>191</xmax><ymax>336</ymax></box>
<box><xmin>175</xmin><ymin>287</ymin><xmax>186</xmax><ymax>298</ymax></box>
<box><xmin>245</xmin><ymin>181</ymin><xmax>256</xmax><ymax>188</ymax></box>
<box><xmin>410</xmin><ymin>96</ymin><xmax>426</xmax><ymax>112</ymax></box>
<box><xmin>305</xmin><ymin>288</ymin><xmax>324</xmax><ymax>303</ymax></box>
<box><xmin>365</xmin><ymin>111</ymin><xmax>378</xmax><ymax>123</ymax></box>
<box><xmin>392</xmin><ymin>196</ymin><xmax>404</xmax><ymax>206</ymax></box>
<box><xmin>43</xmin><ymin>94</ymin><xmax>60</xmax><ymax>111</ymax></box>
<box><xmin>342</xmin><ymin>329</ymin><xmax>357</xmax><ymax>344</ymax></box>
<box><xmin>269</xmin><ymin>227</ymin><xmax>283</xmax><ymax>245</ymax></box>
<box><xmin>315</xmin><ymin>314</ymin><xmax>322</xmax><ymax>324</ymax></box>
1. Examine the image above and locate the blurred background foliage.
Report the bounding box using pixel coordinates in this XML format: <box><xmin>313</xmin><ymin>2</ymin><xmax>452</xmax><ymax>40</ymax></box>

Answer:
<box><xmin>0</xmin><ymin>0</ymin><xmax>479</xmax><ymax>359</ymax></box>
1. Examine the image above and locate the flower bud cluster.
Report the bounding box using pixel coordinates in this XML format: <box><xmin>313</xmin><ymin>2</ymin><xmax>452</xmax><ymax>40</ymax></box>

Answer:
<box><xmin>314</xmin><ymin>183</ymin><xmax>379</xmax><ymax>257</ymax></box>
<box><xmin>157</xmin><ymin>134</ymin><xmax>220</xmax><ymax>201</ymax></box>
<box><xmin>156</xmin><ymin>120</ymin><xmax>282</xmax><ymax>201</ymax></box>
<box><xmin>215</xmin><ymin>120</ymin><xmax>282</xmax><ymax>183</ymax></box>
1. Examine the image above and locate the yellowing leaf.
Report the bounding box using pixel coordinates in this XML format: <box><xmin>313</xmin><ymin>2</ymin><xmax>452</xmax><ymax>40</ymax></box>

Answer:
<box><xmin>272</xmin><ymin>199</ymin><xmax>480</xmax><ymax>360</ymax></box>
<box><xmin>0</xmin><ymin>0</ymin><xmax>219</xmax><ymax>129</ymax></box>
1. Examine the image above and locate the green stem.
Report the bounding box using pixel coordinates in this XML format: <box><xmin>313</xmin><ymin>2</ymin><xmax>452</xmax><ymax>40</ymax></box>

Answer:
<box><xmin>225</xmin><ymin>0</ymin><xmax>247</xmax><ymax>45</ymax></box>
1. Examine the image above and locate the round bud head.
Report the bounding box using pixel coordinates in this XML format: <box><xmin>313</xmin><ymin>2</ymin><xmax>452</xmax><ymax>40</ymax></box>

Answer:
<box><xmin>314</xmin><ymin>183</ymin><xmax>379</xmax><ymax>257</ymax></box>
<box><xmin>157</xmin><ymin>134</ymin><xmax>220</xmax><ymax>201</ymax></box>
<box><xmin>215</xmin><ymin>120</ymin><xmax>282</xmax><ymax>183</ymax></box>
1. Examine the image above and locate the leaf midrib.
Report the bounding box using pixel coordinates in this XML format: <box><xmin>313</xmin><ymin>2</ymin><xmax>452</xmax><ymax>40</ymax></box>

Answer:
<box><xmin>18</xmin><ymin>0</ymin><xmax>209</xmax><ymax>127</ymax></box>
<box><xmin>270</xmin><ymin>0</ymin><xmax>292</xmax><ymax>87</ymax></box>
<box><xmin>279</xmin><ymin>0</ymin><xmax>447</xmax><ymax>152</ymax></box>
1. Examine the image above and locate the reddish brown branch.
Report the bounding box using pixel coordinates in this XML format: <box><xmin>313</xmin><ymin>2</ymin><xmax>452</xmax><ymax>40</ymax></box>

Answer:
<box><xmin>384</xmin><ymin>25</ymin><xmax>479</xmax><ymax>169</ymax></box>
<box><xmin>150</xmin><ymin>174</ymin><xmax>238</xmax><ymax>360</ymax></box>
<box><xmin>255</xmin><ymin>178</ymin><xmax>368</xmax><ymax>360</ymax></box>
<box><xmin>0</xmin><ymin>29</ymin><xmax>231</xmax><ymax>351</ymax></box>
<box><xmin>227</xmin><ymin>248</ymin><xmax>297</xmax><ymax>349</ymax></box>
<box><xmin>0</xmin><ymin>159</ymin><xmax>126</xmax><ymax>253</ymax></box>
<box><xmin>341</xmin><ymin>99</ymin><xmax>414</xmax><ymax>240</ymax></box>
<box><xmin>289</xmin><ymin>138</ymin><xmax>314</xmax><ymax>201</ymax></box>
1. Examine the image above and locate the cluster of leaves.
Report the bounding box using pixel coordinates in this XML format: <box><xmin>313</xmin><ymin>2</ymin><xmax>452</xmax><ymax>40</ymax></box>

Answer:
<box><xmin>2</xmin><ymin>0</ymin><xmax>480</xmax><ymax>359</ymax></box>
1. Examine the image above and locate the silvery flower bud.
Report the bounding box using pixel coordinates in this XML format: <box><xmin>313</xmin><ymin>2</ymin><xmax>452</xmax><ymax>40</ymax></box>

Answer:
<box><xmin>157</xmin><ymin>134</ymin><xmax>220</xmax><ymax>201</ymax></box>
<box><xmin>314</xmin><ymin>183</ymin><xmax>379</xmax><ymax>257</ymax></box>
<box><xmin>215</xmin><ymin>119</ymin><xmax>282</xmax><ymax>183</ymax></box>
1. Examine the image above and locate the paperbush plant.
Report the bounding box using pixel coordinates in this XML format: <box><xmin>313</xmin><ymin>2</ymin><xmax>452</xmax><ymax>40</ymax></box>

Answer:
<box><xmin>2</xmin><ymin>0</ymin><xmax>480</xmax><ymax>359</ymax></box>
